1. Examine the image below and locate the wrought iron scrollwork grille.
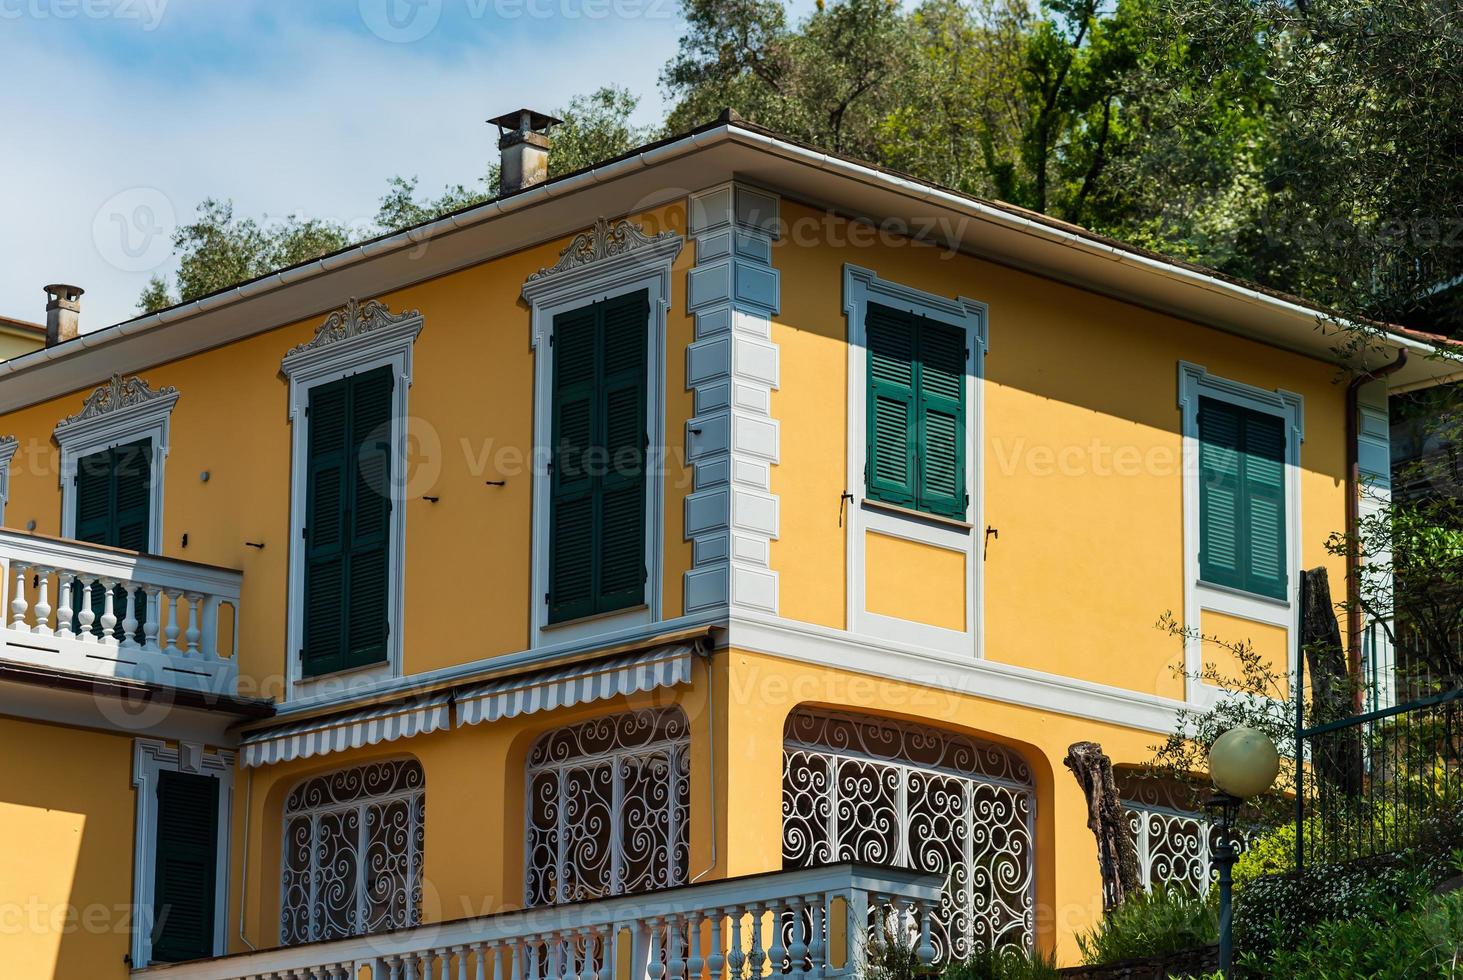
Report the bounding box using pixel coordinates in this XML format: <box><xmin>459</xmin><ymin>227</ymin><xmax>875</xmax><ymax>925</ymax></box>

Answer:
<box><xmin>525</xmin><ymin>706</ymin><xmax>691</xmax><ymax>907</ymax></box>
<box><xmin>280</xmin><ymin>758</ymin><xmax>425</xmax><ymax>946</ymax></box>
<box><xmin>780</xmin><ymin>709</ymin><xmax>1036</xmax><ymax>959</ymax></box>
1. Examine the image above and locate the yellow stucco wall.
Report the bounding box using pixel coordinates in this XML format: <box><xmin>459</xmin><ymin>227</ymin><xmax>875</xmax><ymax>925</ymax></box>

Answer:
<box><xmin>769</xmin><ymin>200</ymin><xmax>1349</xmax><ymax>698</ymax></box>
<box><xmin>0</xmin><ymin>717</ymin><xmax>134</xmax><ymax>979</ymax></box>
<box><xmin>0</xmin><ymin>202</ymin><xmax>695</xmax><ymax>701</ymax></box>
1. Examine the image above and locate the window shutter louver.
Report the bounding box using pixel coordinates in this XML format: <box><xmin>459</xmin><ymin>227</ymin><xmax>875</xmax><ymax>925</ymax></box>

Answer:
<box><xmin>345</xmin><ymin>368</ymin><xmax>393</xmax><ymax>669</ymax></box>
<box><xmin>865</xmin><ymin>303</ymin><xmax>967</xmax><ymax>519</ymax></box>
<box><xmin>303</xmin><ymin>367</ymin><xmax>393</xmax><ymax>676</ymax></box>
<box><xmin>548</xmin><ymin>291</ymin><xmax>649</xmax><ymax>624</ymax></box>
<box><xmin>1242</xmin><ymin>410</ymin><xmax>1288</xmax><ymax>600</ymax></box>
<box><xmin>915</xmin><ymin>319</ymin><xmax>966</xmax><ymax>518</ymax></box>
<box><xmin>1198</xmin><ymin>397</ymin><xmax>1288</xmax><ymax>600</ymax></box>
<box><xmin>151</xmin><ymin>770</ymin><xmax>219</xmax><ymax>964</ymax></box>
<box><xmin>866</xmin><ymin>304</ymin><xmax>918</xmax><ymax>508</ymax></box>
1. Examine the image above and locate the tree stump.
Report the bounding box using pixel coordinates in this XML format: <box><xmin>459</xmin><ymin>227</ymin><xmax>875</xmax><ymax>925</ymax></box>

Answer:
<box><xmin>1065</xmin><ymin>741</ymin><xmax>1142</xmax><ymax>910</ymax></box>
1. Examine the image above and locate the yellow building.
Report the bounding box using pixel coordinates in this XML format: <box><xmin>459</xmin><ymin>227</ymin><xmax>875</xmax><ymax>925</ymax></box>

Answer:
<box><xmin>0</xmin><ymin>113</ymin><xmax>1454</xmax><ymax>979</ymax></box>
<box><xmin>0</xmin><ymin>315</ymin><xmax>45</xmax><ymax>362</ymax></box>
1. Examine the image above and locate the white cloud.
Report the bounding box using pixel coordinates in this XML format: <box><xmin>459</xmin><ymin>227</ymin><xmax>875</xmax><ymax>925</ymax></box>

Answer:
<box><xmin>0</xmin><ymin>7</ymin><xmax>677</xmax><ymax>329</ymax></box>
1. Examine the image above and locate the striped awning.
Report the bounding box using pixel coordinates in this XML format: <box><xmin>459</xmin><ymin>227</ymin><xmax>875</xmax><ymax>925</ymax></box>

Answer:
<box><xmin>240</xmin><ymin>692</ymin><xmax>452</xmax><ymax>768</ymax></box>
<box><xmin>456</xmin><ymin>644</ymin><xmax>696</xmax><ymax>728</ymax></box>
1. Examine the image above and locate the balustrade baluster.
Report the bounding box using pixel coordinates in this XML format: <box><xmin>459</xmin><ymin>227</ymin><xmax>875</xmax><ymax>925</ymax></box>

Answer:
<box><xmin>141</xmin><ymin>586</ymin><xmax>161</xmax><ymax>651</ymax></box>
<box><xmin>708</xmin><ymin>911</ymin><xmax>725</xmax><ymax>980</ymax></box>
<box><xmin>29</xmin><ymin>568</ymin><xmax>51</xmax><ymax>634</ymax></box>
<box><xmin>54</xmin><ymin>571</ymin><xmax>74</xmax><ymax>637</ymax></box>
<box><xmin>727</xmin><ymin>909</ymin><xmax>745</xmax><ymax>980</ymax></box>
<box><xmin>163</xmin><ymin>589</ymin><xmax>181</xmax><ymax>652</ymax></box>
<box><xmin>804</xmin><ymin>896</ymin><xmax>825</xmax><ymax>980</ymax></box>
<box><xmin>76</xmin><ymin>576</ymin><xmax>96</xmax><ymax>642</ymax></box>
<box><xmin>120</xmin><ymin>583</ymin><xmax>139</xmax><ymax>648</ymax></box>
<box><xmin>647</xmin><ymin>917</ymin><xmax>666</xmax><ymax>980</ymax></box>
<box><xmin>915</xmin><ymin>901</ymin><xmax>934</xmax><ymax>969</ymax></box>
<box><xmin>668</xmin><ymin>915</ymin><xmax>686</xmax><ymax>980</ymax></box>
<box><xmin>10</xmin><ymin>564</ymin><xmax>28</xmax><ymax>630</ymax></box>
<box><xmin>769</xmin><ymin>903</ymin><xmax>788</xmax><ymax>979</ymax></box>
<box><xmin>688</xmin><ymin>911</ymin><xmax>704</xmax><ymax>980</ymax></box>
<box><xmin>200</xmin><ymin>593</ymin><xmax>220</xmax><ymax>659</ymax></box>
<box><xmin>749</xmin><ymin>904</ymin><xmax>767</xmax><ymax>980</ymax></box>
<box><xmin>184</xmin><ymin>591</ymin><xmax>202</xmax><ymax>655</ymax></box>
<box><xmin>99</xmin><ymin>579</ymin><xmax>118</xmax><ymax>645</ymax></box>
<box><xmin>787</xmin><ymin>899</ymin><xmax>807</xmax><ymax>980</ymax></box>
<box><xmin>528</xmin><ymin>938</ymin><xmax>540</xmax><ymax>980</ymax></box>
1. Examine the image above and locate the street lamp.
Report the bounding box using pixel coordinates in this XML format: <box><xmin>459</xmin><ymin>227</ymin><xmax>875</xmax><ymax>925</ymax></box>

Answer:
<box><xmin>1206</xmin><ymin>727</ymin><xmax>1280</xmax><ymax>979</ymax></box>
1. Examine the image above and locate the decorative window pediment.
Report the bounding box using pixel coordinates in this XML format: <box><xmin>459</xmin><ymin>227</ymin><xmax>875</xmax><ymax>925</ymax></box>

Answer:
<box><xmin>525</xmin><ymin>216</ymin><xmax>683</xmax><ymax>287</ymax></box>
<box><xmin>281</xmin><ymin>298</ymin><xmax>423</xmax><ymax>370</ymax></box>
<box><xmin>53</xmin><ymin>373</ymin><xmax>179</xmax><ymax>552</ymax></box>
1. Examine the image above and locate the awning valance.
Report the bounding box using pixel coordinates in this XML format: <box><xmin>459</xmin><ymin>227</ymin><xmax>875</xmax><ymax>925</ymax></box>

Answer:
<box><xmin>456</xmin><ymin>644</ymin><xmax>696</xmax><ymax>728</ymax></box>
<box><xmin>241</xmin><ymin>692</ymin><xmax>452</xmax><ymax>768</ymax></box>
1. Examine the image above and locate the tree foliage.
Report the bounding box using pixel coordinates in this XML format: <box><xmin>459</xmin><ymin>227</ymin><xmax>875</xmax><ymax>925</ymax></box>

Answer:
<box><xmin>139</xmin><ymin>86</ymin><xmax>649</xmax><ymax>313</ymax></box>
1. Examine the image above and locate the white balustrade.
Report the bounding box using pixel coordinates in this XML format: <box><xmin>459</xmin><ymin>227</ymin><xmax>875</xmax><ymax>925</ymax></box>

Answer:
<box><xmin>0</xmin><ymin>529</ymin><xmax>241</xmax><ymax>695</ymax></box>
<box><xmin>129</xmin><ymin>863</ymin><xmax>945</xmax><ymax>980</ymax></box>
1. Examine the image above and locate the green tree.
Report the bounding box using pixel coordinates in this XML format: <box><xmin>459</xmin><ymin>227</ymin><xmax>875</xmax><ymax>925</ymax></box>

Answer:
<box><xmin>141</xmin><ymin>87</ymin><xmax>651</xmax><ymax>314</ymax></box>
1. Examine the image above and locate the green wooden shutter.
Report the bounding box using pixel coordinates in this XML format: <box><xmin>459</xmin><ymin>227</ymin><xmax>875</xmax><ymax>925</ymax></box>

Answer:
<box><xmin>1198</xmin><ymin>398</ymin><xmax>1244</xmax><ymax>591</ymax></box>
<box><xmin>1198</xmin><ymin>397</ymin><xmax>1288</xmax><ymax>600</ymax></box>
<box><xmin>151</xmin><ymin>770</ymin><xmax>219</xmax><ymax>964</ymax></box>
<box><xmin>345</xmin><ymin>368</ymin><xmax>393</xmax><ymax>669</ymax></box>
<box><xmin>1242</xmin><ymin>409</ymin><xmax>1288</xmax><ymax>600</ymax></box>
<box><xmin>597</xmin><ymin>291</ymin><xmax>649</xmax><ymax>611</ymax></box>
<box><xmin>547</xmin><ymin>291</ymin><xmax>648</xmax><ymax>624</ymax></box>
<box><xmin>303</xmin><ymin>367</ymin><xmax>393</xmax><ymax>676</ymax></box>
<box><xmin>549</xmin><ymin>305</ymin><xmax>600</xmax><ymax>623</ymax></box>
<box><xmin>73</xmin><ymin>440</ymin><xmax>152</xmax><ymax>638</ymax></box>
<box><xmin>866</xmin><ymin>304</ymin><xmax>917</xmax><ymax>508</ymax></box>
<box><xmin>303</xmin><ymin>379</ymin><xmax>349</xmax><ymax>676</ymax></box>
<box><xmin>915</xmin><ymin>319</ymin><xmax>967</xmax><ymax>518</ymax></box>
<box><xmin>865</xmin><ymin>303</ymin><xmax>967</xmax><ymax>519</ymax></box>
<box><xmin>74</xmin><ymin>448</ymin><xmax>114</xmax><ymax>545</ymax></box>
<box><xmin>112</xmin><ymin>440</ymin><xmax>153</xmax><ymax>553</ymax></box>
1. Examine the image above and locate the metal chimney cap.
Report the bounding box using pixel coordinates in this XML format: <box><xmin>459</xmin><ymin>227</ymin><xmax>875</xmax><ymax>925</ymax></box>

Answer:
<box><xmin>487</xmin><ymin>109</ymin><xmax>562</xmax><ymax>135</ymax></box>
<box><xmin>44</xmin><ymin>283</ymin><xmax>85</xmax><ymax>303</ymax></box>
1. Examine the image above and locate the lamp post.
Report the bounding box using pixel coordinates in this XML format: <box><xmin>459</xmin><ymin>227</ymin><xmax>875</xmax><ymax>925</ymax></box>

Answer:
<box><xmin>1205</xmin><ymin>727</ymin><xmax>1280</xmax><ymax>980</ymax></box>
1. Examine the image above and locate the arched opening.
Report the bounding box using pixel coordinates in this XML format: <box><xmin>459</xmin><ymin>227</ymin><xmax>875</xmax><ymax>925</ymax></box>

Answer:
<box><xmin>525</xmin><ymin>706</ymin><xmax>690</xmax><ymax>907</ymax></box>
<box><xmin>280</xmin><ymin>757</ymin><xmax>425</xmax><ymax>945</ymax></box>
<box><xmin>781</xmin><ymin>707</ymin><xmax>1036</xmax><ymax>957</ymax></box>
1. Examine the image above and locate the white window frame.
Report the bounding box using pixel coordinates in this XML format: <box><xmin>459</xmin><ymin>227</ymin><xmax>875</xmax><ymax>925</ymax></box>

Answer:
<box><xmin>131</xmin><ymin>738</ymin><xmax>234</xmax><ymax>969</ymax></box>
<box><xmin>0</xmin><ymin>435</ymin><xmax>17</xmax><ymax>525</ymax></box>
<box><xmin>53</xmin><ymin>375</ymin><xmax>179</xmax><ymax>553</ymax></box>
<box><xmin>843</xmin><ymin>264</ymin><xmax>988</xmax><ymax>658</ymax></box>
<box><xmin>1178</xmin><ymin>361</ymin><xmax>1304</xmax><ymax>705</ymax></box>
<box><xmin>281</xmin><ymin>300</ymin><xmax>423</xmax><ymax>701</ymax></box>
<box><xmin>522</xmin><ymin>219</ymin><xmax>683</xmax><ymax>648</ymax></box>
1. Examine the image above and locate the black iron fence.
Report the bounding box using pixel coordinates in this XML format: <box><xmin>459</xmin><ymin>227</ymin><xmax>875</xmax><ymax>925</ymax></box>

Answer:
<box><xmin>1295</xmin><ymin>626</ymin><xmax>1463</xmax><ymax>871</ymax></box>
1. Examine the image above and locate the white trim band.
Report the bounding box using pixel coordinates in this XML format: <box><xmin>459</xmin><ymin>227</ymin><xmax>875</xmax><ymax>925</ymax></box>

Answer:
<box><xmin>456</xmin><ymin>644</ymin><xmax>696</xmax><ymax>727</ymax></box>
<box><xmin>240</xmin><ymin>692</ymin><xmax>451</xmax><ymax>768</ymax></box>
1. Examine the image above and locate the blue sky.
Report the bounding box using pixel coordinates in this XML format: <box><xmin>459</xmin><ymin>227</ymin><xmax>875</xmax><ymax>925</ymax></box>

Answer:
<box><xmin>0</xmin><ymin>0</ymin><xmax>692</xmax><ymax>329</ymax></box>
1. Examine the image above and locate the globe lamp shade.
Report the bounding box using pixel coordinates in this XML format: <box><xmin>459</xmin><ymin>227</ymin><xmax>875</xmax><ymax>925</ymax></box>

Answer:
<box><xmin>1208</xmin><ymin>727</ymin><xmax>1281</xmax><ymax>800</ymax></box>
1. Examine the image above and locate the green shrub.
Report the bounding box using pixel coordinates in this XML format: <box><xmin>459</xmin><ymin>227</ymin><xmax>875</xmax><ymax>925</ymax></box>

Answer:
<box><xmin>1075</xmin><ymin>886</ymin><xmax>1218</xmax><ymax>966</ymax></box>
<box><xmin>941</xmin><ymin>948</ymin><xmax>1059</xmax><ymax>980</ymax></box>
<box><xmin>858</xmin><ymin>931</ymin><xmax>1057</xmax><ymax>980</ymax></box>
<box><xmin>1250</xmin><ymin>888</ymin><xmax>1463</xmax><ymax>979</ymax></box>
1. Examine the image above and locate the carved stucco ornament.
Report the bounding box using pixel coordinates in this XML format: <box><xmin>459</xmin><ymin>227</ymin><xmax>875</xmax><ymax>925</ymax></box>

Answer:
<box><xmin>54</xmin><ymin>374</ymin><xmax>179</xmax><ymax>433</ymax></box>
<box><xmin>286</xmin><ymin>297</ymin><xmax>422</xmax><ymax>358</ymax></box>
<box><xmin>526</xmin><ymin>217</ymin><xmax>681</xmax><ymax>283</ymax></box>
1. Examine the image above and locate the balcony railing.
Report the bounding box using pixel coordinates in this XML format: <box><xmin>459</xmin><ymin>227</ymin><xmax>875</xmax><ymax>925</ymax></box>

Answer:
<box><xmin>0</xmin><ymin>529</ymin><xmax>240</xmax><ymax>695</ymax></box>
<box><xmin>133</xmin><ymin>863</ymin><xmax>945</xmax><ymax>980</ymax></box>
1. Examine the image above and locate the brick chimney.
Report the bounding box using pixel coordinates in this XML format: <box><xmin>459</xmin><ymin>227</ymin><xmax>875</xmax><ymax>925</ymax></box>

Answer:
<box><xmin>44</xmin><ymin>284</ymin><xmax>83</xmax><ymax>347</ymax></box>
<box><xmin>489</xmin><ymin>109</ymin><xmax>561</xmax><ymax>195</ymax></box>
